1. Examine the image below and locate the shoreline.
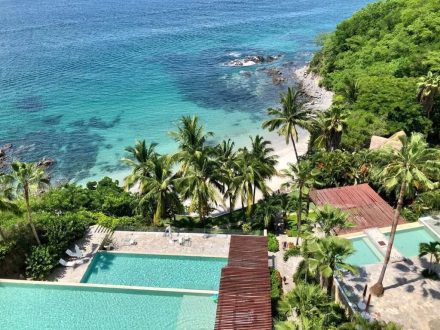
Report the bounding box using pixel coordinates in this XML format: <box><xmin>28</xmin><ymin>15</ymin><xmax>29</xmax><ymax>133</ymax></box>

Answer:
<box><xmin>216</xmin><ymin>64</ymin><xmax>333</xmax><ymax>213</ymax></box>
<box><xmin>257</xmin><ymin>65</ymin><xmax>333</xmax><ymax>202</ymax></box>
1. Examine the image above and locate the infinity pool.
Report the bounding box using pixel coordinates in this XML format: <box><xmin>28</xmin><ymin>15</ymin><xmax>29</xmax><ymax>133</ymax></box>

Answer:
<box><xmin>81</xmin><ymin>252</ymin><xmax>227</xmax><ymax>291</ymax></box>
<box><xmin>384</xmin><ymin>226</ymin><xmax>439</xmax><ymax>257</ymax></box>
<box><xmin>0</xmin><ymin>282</ymin><xmax>216</xmax><ymax>330</ymax></box>
<box><xmin>346</xmin><ymin>237</ymin><xmax>382</xmax><ymax>266</ymax></box>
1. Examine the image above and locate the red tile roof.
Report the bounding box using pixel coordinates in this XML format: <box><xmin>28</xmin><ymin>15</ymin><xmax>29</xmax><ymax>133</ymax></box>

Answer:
<box><xmin>309</xmin><ymin>183</ymin><xmax>405</xmax><ymax>234</ymax></box>
<box><xmin>214</xmin><ymin>236</ymin><xmax>271</xmax><ymax>330</ymax></box>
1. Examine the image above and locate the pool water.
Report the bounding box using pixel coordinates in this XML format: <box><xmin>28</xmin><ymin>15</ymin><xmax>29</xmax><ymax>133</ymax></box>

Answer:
<box><xmin>0</xmin><ymin>282</ymin><xmax>216</xmax><ymax>330</ymax></box>
<box><xmin>81</xmin><ymin>252</ymin><xmax>227</xmax><ymax>291</ymax></box>
<box><xmin>384</xmin><ymin>226</ymin><xmax>439</xmax><ymax>257</ymax></box>
<box><xmin>346</xmin><ymin>237</ymin><xmax>382</xmax><ymax>266</ymax></box>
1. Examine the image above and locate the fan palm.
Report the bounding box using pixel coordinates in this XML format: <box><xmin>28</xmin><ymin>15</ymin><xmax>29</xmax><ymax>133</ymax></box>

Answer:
<box><xmin>419</xmin><ymin>241</ymin><xmax>440</xmax><ymax>276</ymax></box>
<box><xmin>138</xmin><ymin>155</ymin><xmax>181</xmax><ymax>225</ymax></box>
<box><xmin>315</xmin><ymin>205</ymin><xmax>352</xmax><ymax>236</ymax></box>
<box><xmin>10</xmin><ymin>161</ymin><xmax>49</xmax><ymax>245</ymax></box>
<box><xmin>371</xmin><ymin>133</ymin><xmax>440</xmax><ymax>296</ymax></box>
<box><xmin>282</xmin><ymin>160</ymin><xmax>317</xmax><ymax>245</ymax></box>
<box><xmin>308</xmin><ymin>236</ymin><xmax>357</xmax><ymax>295</ymax></box>
<box><xmin>417</xmin><ymin>71</ymin><xmax>440</xmax><ymax>118</ymax></box>
<box><xmin>262</xmin><ymin>87</ymin><xmax>314</xmax><ymax>162</ymax></box>
<box><xmin>122</xmin><ymin>140</ymin><xmax>158</xmax><ymax>189</ymax></box>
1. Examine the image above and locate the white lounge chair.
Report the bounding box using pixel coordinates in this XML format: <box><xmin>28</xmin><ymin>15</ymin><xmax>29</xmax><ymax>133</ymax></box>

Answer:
<box><xmin>74</xmin><ymin>244</ymin><xmax>84</xmax><ymax>257</ymax></box>
<box><xmin>65</xmin><ymin>249</ymin><xmax>79</xmax><ymax>258</ymax></box>
<box><xmin>59</xmin><ymin>258</ymin><xmax>79</xmax><ymax>267</ymax></box>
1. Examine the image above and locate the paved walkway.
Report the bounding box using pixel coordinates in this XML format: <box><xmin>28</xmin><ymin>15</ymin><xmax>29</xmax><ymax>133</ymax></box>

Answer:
<box><xmin>111</xmin><ymin>231</ymin><xmax>231</xmax><ymax>258</ymax></box>
<box><xmin>270</xmin><ymin>235</ymin><xmax>303</xmax><ymax>293</ymax></box>
<box><xmin>339</xmin><ymin>257</ymin><xmax>440</xmax><ymax>330</ymax></box>
<box><xmin>48</xmin><ymin>225</ymin><xmax>108</xmax><ymax>283</ymax></box>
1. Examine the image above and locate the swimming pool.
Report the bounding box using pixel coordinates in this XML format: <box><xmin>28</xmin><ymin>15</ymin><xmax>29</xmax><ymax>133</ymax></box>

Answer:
<box><xmin>384</xmin><ymin>226</ymin><xmax>439</xmax><ymax>257</ymax></box>
<box><xmin>0</xmin><ymin>281</ymin><xmax>217</xmax><ymax>330</ymax></box>
<box><xmin>347</xmin><ymin>225</ymin><xmax>440</xmax><ymax>266</ymax></box>
<box><xmin>81</xmin><ymin>252</ymin><xmax>228</xmax><ymax>291</ymax></box>
<box><xmin>346</xmin><ymin>237</ymin><xmax>382</xmax><ymax>266</ymax></box>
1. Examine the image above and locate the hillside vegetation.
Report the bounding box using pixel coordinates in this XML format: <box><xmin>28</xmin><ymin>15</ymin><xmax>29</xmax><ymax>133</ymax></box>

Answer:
<box><xmin>310</xmin><ymin>0</ymin><xmax>440</xmax><ymax>148</ymax></box>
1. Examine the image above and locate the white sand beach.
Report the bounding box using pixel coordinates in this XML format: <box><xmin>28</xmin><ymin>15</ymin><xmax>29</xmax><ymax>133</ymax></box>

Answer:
<box><xmin>257</xmin><ymin>65</ymin><xmax>333</xmax><ymax>200</ymax></box>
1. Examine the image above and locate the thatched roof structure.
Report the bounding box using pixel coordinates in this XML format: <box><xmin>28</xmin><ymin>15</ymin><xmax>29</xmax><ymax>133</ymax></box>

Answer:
<box><xmin>369</xmin><ymin>131</ymin><xmax>406</xmax><ymax>151</ymax></box>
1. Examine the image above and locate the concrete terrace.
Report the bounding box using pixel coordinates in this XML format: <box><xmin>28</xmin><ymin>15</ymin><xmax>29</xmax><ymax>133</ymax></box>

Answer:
<box><xmin>49</xmin><ymin>228</ymin><xmax>231</xmax><ymax>283</ymax></box>
<box><xmin>339</xmin><ymin>257</ymin><xmax>440</xmax><ymax>330</ymax></box>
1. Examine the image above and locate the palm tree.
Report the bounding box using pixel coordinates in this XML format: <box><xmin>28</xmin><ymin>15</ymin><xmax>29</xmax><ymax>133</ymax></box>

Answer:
<box><xmin>214</xmin><ymin>139</ymin><xmax>239</xmax><ymax>216</ymax></box>
<box><xmin>371</xmin><ymin>133</ymin><xmax>440</xmax><ymax>296</ymax></box>
<box><xmin>282</xmin><ymin>160</ymin><xmax>316</xmax><ymax>245</ymax></box>
<box><xmin>315</xmin><ymin>205</ymin><xmax>352</xmax><ymax>236</ymax></box>
<box><xmin>309</xmin><ymin>106</ymin><xmax>348</xmax><ymax>151</ymax></box>
<box><xmin>342</xmin><ymin>77</ymin><xmax>360</xmax><ymax>104</ymax></box>
<box><xmin>262</xmin><ymin>87</ymin><xmax>314</xmax><ymax>162</ymax></box>
<box><xmin>176</xmin><ymin>149</ymin><xmax>220</xmax><ymax>223</ymax></box>
<box><xmin>249</xmin><ymin>135</ymin><xmax>278</xmax><ymax>205</ymax></box>
<box><xmin>137</xmin><ymin>155</ymin><xmax>181</xmax><ymax>225</ymax></box>
<box><xmin>419</xmin><ymin>241</ymin><xmax>440</xmax><ymax>277</ymax></box>
<box><xmin>0</xmin><ymin>174</ymin><xmax>20</xmax><ymax>241</ymax></box>
<box><xmin>417</xmin><ymin>71</ymin><xmax>440</xmax><ymax>118</ymax></box>
<box><xmin>169</xmin><ymin>115</ymin><xmax>213</xmax><ymax>169</ymax></box>
<box><xmin>10</xmin><ymin>162</ymin><xmax>49</xmax><ymax>245</ymax></box>
<box><xmin>308</xmin><ymin>236</ymin><xmax>357</xmax><ymax>295</ymax></box>
<box><xmin>234</xmin><ymin>136</ymin><xmax>277</xmax><ymax>218</ymax></box>
<box><xmin>122</xmin><ymin>140</ymin><xmax>158</xmax><ymax>189</ymax></box>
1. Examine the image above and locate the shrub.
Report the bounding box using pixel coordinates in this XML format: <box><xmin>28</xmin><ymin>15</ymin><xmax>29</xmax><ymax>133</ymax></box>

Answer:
<box><xmin>0</xmin><ymin>241</ymin><xmax>15</xmax><ymax>262</ymax></box>
<box><xmin>25</xmin><ymin>246</ymin><xmax>57</xmax><ymax>280</ymax></box>
<box><xmin>270</xmin><ymin>268</ymin><xmax>283</xmax><ymax>317</ymax></box>
<box><xmin>36</xmin><ymin>212</ymin><xmax>90</xmax><ymax>254</ymax></box>
<box><xmin>241</xmin><ymin>223</ymin><xmax>252</xmax><ymax>233</ymax></box>
<box><xmin>268</xmin><ymin>233</ymin><xmax>279</xmax><ymax>252</ymax></box>
<box><xmin>421</xmin><ymin>268</ymin><xmax>440</xmax><ymax>280</ymax></box>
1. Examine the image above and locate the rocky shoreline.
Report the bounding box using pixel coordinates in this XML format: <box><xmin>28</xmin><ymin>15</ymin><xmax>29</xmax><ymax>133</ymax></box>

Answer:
<box><xmin>294</xmin><ymin>65</ymin><xmax>333</xmax><ymax>112</ymax></box>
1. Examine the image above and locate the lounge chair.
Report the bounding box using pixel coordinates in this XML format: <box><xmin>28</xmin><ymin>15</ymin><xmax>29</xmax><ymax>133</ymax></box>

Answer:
<box><xmin>65</xmin><ymin>249</ymin><xmax>80</xmax><ymax>258</ymax></box>
<box><xmin>74</xmin><ymin>244</ymin><xmax>84</xmax><ymax>257</ymax></box>
<box><xmin>59</xmin><ymin>258</ymin><xmax>80</xmax><ymax>267</ymax></box>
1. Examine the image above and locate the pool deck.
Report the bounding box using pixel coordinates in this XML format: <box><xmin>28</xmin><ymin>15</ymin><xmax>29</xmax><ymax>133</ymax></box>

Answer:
<box><xmin>49</xmin><ymin>229</ymin><xmax>231</xmax><ymax>283</ymax></box>
<box><xmin>339</xmin><ymin>257</ymin><xmax>440</xmax><ymax>330</ymax></box>
<box><xmin>48</xmin><ymin>225</ymin><xmax>108</xmax><ymax>283</ymax></box>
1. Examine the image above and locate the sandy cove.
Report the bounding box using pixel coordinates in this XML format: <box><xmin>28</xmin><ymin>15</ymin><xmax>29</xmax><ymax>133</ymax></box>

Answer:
<box><xmin>213</xmin><ymin>65</ymin><xmax>333</xmax><ymax>214</ymax></box>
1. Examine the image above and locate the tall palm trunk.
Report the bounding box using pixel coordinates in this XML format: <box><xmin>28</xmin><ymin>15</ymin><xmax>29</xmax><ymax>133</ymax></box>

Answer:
<box><xmin>290</xmin><ymin>133</ymin><xmax>299</xmax><ymax>162</ymax></box>
<box><xmin>24</xmin><ymin>184</ymin><xmax>41</xmax><ymax>246</ymax></box>
<box><xmin>326</xmin><ymin>274</ymin><xmax>334</xmax><ymax>296</ymax></box>
<box><xmin>296</xmin><ymin>186</ymin><xmax>303</xmax><ymax>245</ymax></box>
<box><xmin>371</xmin><ymin>181</ymin><xmax>406</xmax><ymax>296</ymax></box>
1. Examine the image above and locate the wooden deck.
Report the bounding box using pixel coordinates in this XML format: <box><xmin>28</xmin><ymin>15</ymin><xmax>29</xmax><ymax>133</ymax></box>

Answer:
<box><xmin>215</xmin><ymin>236</ymin><xmax>271</xmax><ymax>330</ymax></box>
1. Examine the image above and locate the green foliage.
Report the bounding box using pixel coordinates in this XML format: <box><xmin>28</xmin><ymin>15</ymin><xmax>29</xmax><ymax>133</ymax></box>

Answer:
<box><xmin>34</xmin><ymin>177</ymin><xmax>137</xmax><ymax>217</ymax></box>
<box><xmin>311</xmin><ymin>0</ymin><xmax>440</xmax><ymax>147</ymax></box>
<box><xmin>35</xmin><ymin>212</ymin><xmax>91</xmax><ymax>255</ymax></box>
<box><xmin>0</xmin><ymin>241</ymin><xmax>15</xmax><ymax>262</ymax></box>
<box><xmin>25</xmin><ymin>245</ymin><xmax>57</xmax><ymax>280</ymax></box>
<box><xmin>268</xmin><ymin>233</ymin><xmax>280</xmax><ymax>252</ymax></box>
<box><xmin>270</xmin><ymin>268</ymin><xmax>283</xmax><ymax>316</ymax></box>
<box><xmin>278</xmin><ymin>283</ymin><xmax>348</xmax><ymax>329</ymax></box>
<box><xmin>315</xmin><ymin>205</ymin><xmax>352</xmax><ymax>236</ymax></box>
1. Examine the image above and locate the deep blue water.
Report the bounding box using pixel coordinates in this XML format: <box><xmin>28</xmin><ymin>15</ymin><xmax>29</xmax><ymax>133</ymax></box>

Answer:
<box><xmin>0</xmin><ymin>0</ymin><xmax>373</xmax><ymax>182</ymax></box>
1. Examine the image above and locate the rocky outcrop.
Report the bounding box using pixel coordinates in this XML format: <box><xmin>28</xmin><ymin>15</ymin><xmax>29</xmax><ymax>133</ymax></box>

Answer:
<box><xmin>226</xmin><ymin>54</ymin><xmax>282</xmax><ymax>67</ymax></box>
<box><xmin>37</xmin><ymin>157</ymin><xmax>55</xmax><ymax>167</ymax></box>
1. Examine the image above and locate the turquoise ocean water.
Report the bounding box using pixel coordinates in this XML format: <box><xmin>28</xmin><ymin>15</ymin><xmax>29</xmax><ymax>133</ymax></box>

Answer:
<box><xmin>0</xmin><ymin>0</ymin><xmax>373</xmax><ymax>182</ymax></box>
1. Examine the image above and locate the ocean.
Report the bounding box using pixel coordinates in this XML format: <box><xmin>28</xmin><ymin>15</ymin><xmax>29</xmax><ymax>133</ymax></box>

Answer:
<box><xmin>0</xmin><ymin>0</ymin><xmax>373</xmax><ymax>183</ymax></box>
